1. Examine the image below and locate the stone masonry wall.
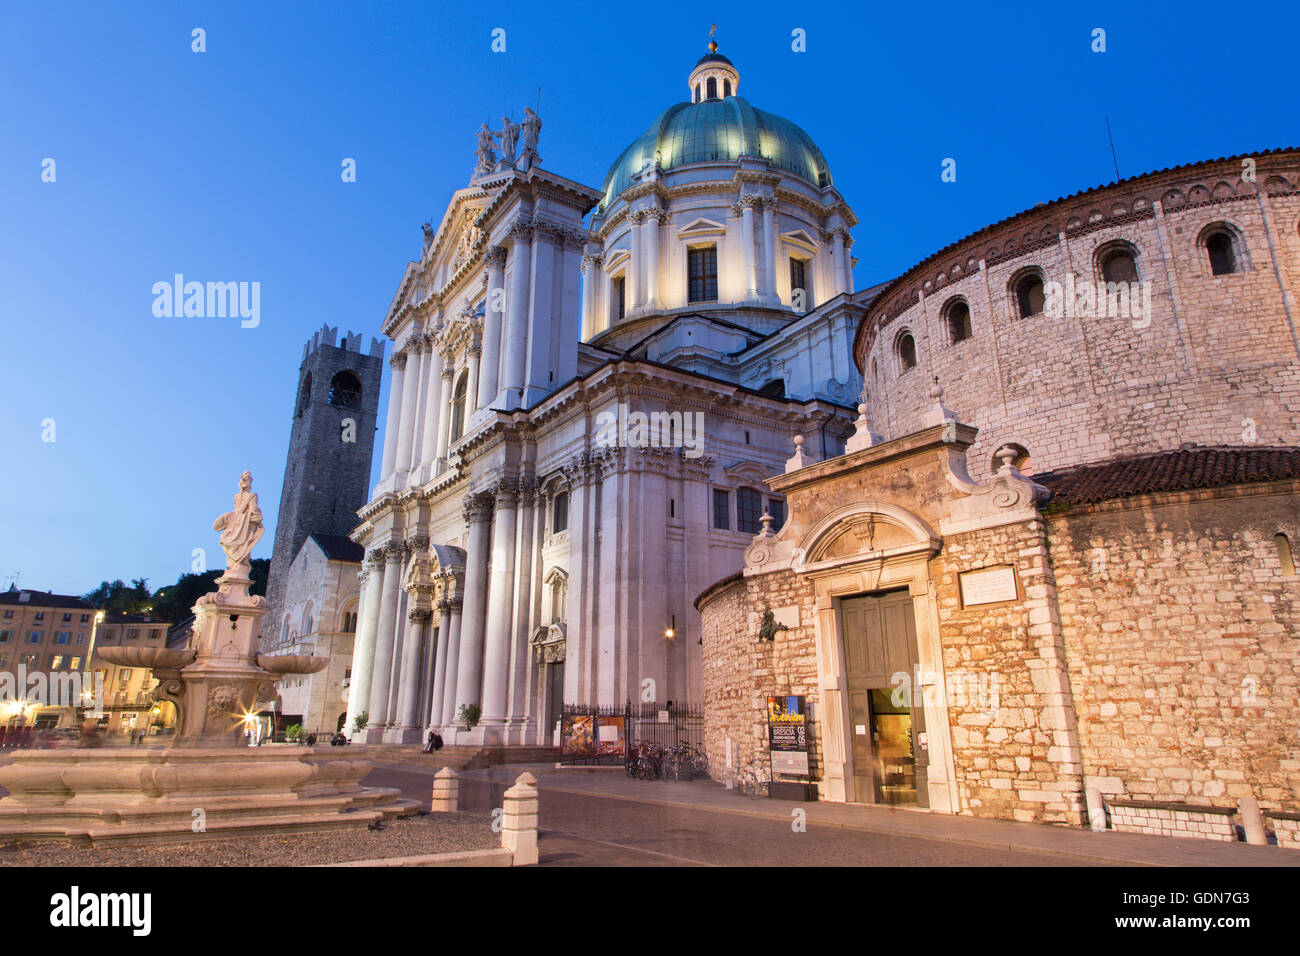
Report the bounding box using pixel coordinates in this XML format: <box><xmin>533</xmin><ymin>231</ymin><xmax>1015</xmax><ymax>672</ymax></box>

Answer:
<box><xmin>1049</xmin><ymin>485</ymin><xmax>1300</xmax><ymax>810</ymax></box>
<box><xmin>859</xmin><ymin>155</ymin><xmax>1300</xmax><ymax>482</ymax></box>
<box><xmin>932</xmin><ymin>519</ymin><xmax>1086</xmax><ymax>825</ymax></box>
<box><xmin>700</xmin><ymin>569</ymin><xmax>820</xmax><ymax>783</ymax></box>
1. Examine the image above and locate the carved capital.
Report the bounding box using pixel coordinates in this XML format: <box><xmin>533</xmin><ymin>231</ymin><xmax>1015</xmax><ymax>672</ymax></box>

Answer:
<box><xmin>389</xmin><ymin>352</ymin><xmax>407</xmax><ymax>371</ymax></box>
<box><xmin>484</xmin><ymin>244</ymin><xmax>508</xmax><ymax>267</ymax></box>
<box><xmin>407</xmin><ymin>608</ymin><xmax>431</xmax><ymax>625</ymax></box>
<box><xmin>508</xmin><ymin>219</ymin><xmax>535</xmax><ymax>243</ymax></box>
<box><xmin>582</xmin><ymin>254</ymin><xmax>604</xmax><ymax>272</ymax></box>
<box><xmin>463</xmin><ymin>493</ymin><xmax>494</xmax><ymax>524</ymax></box>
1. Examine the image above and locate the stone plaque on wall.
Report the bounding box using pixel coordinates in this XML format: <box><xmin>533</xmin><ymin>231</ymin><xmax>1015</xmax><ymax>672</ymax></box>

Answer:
<box><xmin>959</xmin><ymin>565</ymin><xmax>1019</xmax><ymax>607</ymax></box>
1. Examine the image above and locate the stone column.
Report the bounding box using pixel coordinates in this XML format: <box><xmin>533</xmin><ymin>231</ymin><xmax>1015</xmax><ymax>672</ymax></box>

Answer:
<box><xmin>643</xmin><ymin>208</ymin><xmax>661</xmax><ymax>311</ymax></box>
<box><xmin>740</xmin><ymin>199</ymin><xmax>758</xmax><ymax>301</ymax></box>
<box><xmin>438</xmin><ymin>601</ymin><xmax>464</xmax><ymax>726</ymax></box>
<box><xmin>506</xmin><ymin>479</ymin><xmax>538</xmax><ymax>742</ymax></box>
<box><xmin>405</xmin><ymin>339</ymin><xmax>428</xmax><ymax>470</ymax></box>
<box><xmin>344</xmin><ymin>554</ymin><xmax>383</xmax><ymax>736</ymax></box>
<box><xmin>433</xmin><ymin>364</ymin><xmax>454</xmax><ymax>467</ymax></box>
<box><xmin>452</xmin><ymin>495</ymin><xmax>494</xmax><ymax>727</ymax></box>
<box><xmin>478</xmin><ymin>246</ymin><xmax>507</xmax><ymax>409</ymax></box>
<box><xmin>365</xmin><ymin>546</ymin><xmax>404</xmax><ymax>733</ymax></box>
<box><xmin>501</xmin><ymin>222</ymin><xmax>532</xmax><ymax>410</ymax></box>
<box><xmin>393</xmin><ymin>345</ymin><xmax>421</xmax><ymax>475</ymax></box>
<box><xmin>580</xmin><ymin>254</ymin><xmax>600</xmax><ymax>340</ymax></box>
<box><xmin>481</xmin><ymin>481</ymin><xmax>518</xmax><ymax>733</ymax></box>
<box><xmin>394</xmin><ymin>606</ymin><xmax>430</xmax><ymax>739</ymax></box>
<box><xmin>430</xmin><ymin>598</ymin><xmax>454</xmax><ymax>727</ymax></box>
<box><xmin>831</xmin><ymin>229</ymin><xmax>848</xmax><ymax>297</ymax></box>
<box><xmin>419</xmin><ymin>341</ymin><xmax>443</xmax><ymax>470</ymax></box>
<box><xmin>628</xmin><ymin>211</ymin><xmax>643</xmax><ymax>313</ymax></box>
<box><xmin>596</xmin><ymin>451</ymin><xmax>623</xmax><ymax>704</ymax></box>
<box><xmin>379</xmin><ymin>353</ymin><xmax>406</xmax><ymax>479</ymax></box>
<box><xmin>465</xmin><ymin>344</ymin><xmax>481</xmax><ymax>419</ymax></box>
<box><xmin>761</xmin><ymin>198</ymin><xmax>778</xmax><ymax>302</ymax></box>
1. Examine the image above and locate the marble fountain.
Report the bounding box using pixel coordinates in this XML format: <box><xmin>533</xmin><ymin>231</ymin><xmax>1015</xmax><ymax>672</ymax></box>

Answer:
<box><xmin>0</xmin><ymin>472</ymin><xmax>417</xmax><ymax>846</ymax></box>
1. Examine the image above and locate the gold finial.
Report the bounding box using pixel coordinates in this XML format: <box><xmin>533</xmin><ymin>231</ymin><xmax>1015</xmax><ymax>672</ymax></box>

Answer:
<box><xmin>708</xmin><ymin>23</ymin><xmax>718</xmax><ymax>53</ymax></box>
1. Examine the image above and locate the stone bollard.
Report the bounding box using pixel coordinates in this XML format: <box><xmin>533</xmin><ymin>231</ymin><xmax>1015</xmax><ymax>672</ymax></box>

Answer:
<box><xmin>1239</xmin><ymin>797</ymin><xmax>1267</xmax><ymax>845</ymax></box>
<box><xmin>501</xmin><ymin>771</ymin><xmax>539</xmax><ymax>866</ymax></box>
<box><xmin>1085</xmin><ymin>788</ymin><xmax>1107</xmax><ymax>833</ymax></box>
<box><xmin>431</xmin><ymin>767</ymin><xmax>459</xmax><ymax>813</ymax></box>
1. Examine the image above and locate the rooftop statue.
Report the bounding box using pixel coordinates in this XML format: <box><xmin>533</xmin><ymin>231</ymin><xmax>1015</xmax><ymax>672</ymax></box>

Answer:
<box><xmin>497</xmin><ymin>116</ymin><xmax>519</xmax><ymax>168</ymax></box>
<box><xmin>518</xmin><ymin>107</ymin><xmax>542</xmax><ymax>171</ymax></box>
<box><xmin>474</xmin><ymin>123</ymin><xmax>498</xmax><ymax>177</ymax></box>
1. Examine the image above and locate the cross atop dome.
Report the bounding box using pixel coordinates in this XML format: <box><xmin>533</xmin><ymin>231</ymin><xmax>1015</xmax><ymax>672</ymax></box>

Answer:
<box><xmin>689</xmin><ymin>27</ymin><xmax>739</xmax><ymax>103</ymax></box>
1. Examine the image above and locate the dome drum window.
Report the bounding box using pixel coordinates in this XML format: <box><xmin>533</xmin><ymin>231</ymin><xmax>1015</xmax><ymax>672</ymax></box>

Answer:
<box><xmin>1200</xmin><ymin>224</ymin><xmax>1245</xmax><ymax>276</ymax></box>
<box><xmin>1011</xmin><ymin>270</ymin><xmax>1047</xmax><ymax>319</ymax></box>
<box><xmin>896</xmin><ymin>331</ymin><xmax>918</xmax><ymax>372</ymax></box>
<box><xmin>944</xmin><ymin>298</ymin><xmax>972</xmax><ymax>344</ymax></box>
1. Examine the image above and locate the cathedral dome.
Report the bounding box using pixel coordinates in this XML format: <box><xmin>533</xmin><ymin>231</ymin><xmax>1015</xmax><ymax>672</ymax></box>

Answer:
<box><xmin>598</xmin><ymin>45</ymin><xmax>832</xmax><ymax>210</ymax></box>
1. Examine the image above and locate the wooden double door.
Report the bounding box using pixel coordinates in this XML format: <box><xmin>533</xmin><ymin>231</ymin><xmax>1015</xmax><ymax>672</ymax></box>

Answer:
<box><xmin>839</xmin><ymin>590</ymin><xmax>929</xmax><ymax>807</ymax></box>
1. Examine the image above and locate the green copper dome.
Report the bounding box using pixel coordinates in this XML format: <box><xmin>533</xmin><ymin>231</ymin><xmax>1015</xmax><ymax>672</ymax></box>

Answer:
<box><xmin>599</xmin><ymin>96</ymin><xmax>833</xmax><ymax>210</ymax></box>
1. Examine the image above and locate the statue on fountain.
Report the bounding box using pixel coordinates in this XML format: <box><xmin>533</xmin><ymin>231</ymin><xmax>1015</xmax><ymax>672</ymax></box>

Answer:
<box><xmin>213</xmin><ymin>470</ymin><xmax>263</xmax><ymax>574</ymax></box>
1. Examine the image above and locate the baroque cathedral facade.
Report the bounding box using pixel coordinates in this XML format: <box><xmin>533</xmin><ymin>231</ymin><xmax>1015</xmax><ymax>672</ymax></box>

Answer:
<box><xmin>343</xmin><ymin>42</ymin><xmax>863</xmax><ymax>744</ymax></box>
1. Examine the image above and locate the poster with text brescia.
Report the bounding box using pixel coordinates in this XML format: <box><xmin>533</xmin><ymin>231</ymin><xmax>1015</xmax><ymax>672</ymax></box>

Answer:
<box><xmin>767</xmin><ymin>695</ymin><xmax>810</xmax><ymax>776</ymax></box>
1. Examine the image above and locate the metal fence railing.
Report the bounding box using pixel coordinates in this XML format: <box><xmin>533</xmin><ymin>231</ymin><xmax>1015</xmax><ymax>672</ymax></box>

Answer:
<box><xmin>559</xmin><ymin>701</ymin><xmax>704</xmax><ymax>766</ymax></box>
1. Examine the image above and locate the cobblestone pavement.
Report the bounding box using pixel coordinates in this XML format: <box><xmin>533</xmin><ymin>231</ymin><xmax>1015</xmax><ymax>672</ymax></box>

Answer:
<box><xmin>362</xmin><ymin>763</ymin><xmax>1103</xmax><ymax>866</ymax></box>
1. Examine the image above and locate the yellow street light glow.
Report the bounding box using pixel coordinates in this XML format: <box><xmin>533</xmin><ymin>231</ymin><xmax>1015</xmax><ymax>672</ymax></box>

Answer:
<box><xmin>664</xmin><ymin>628</ymin><xmax>675</xmax><ymax>639</ymax></box>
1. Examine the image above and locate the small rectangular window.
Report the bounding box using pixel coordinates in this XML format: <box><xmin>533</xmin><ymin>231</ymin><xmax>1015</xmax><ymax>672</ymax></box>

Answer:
<box><xmin>688</xmin><ymin>246</ymin><xmax>718</xmax><ymax>303</ymax></box>
<box><xmin>768</xmin><ymin>498</ymin><xmax>786</xmax><ymax>531</ymax></box>
<box><xmin>789</xmin><ymin>257</ymin><xmax>810</xmax><ymax>306</ymax></box>
<box><xmin>34</xmin><ymin>612</ymin><xmax>45</xmax><ymax>622</ymax></box>
<box><xmin>712</xmin><ymin>489</ymin><xmax>730</xmax><ymax>530</ymax></box>
<box><xmin>613</xmin><ymin>275</ymin><xmax>626</xmax><ymax>320</ymax></box>
<box><xmin>669</xmin><ymin>498</ymin><xmax>675</xmax><ymax>518</ymax></box>
<box><xmin>553</xmin><ymin>492</ymin><xmax>569</xmax><ymax>534</ymax></box>
<box><xmin>76</xmin><ymin>632</ymin><xmax>86</xmax><ymax>645</ymax></box>
<box><xmin>27</xmin><ymin>631</ymin><xmax>42</xmax><ymax>644</ymax></box>
<box><xmin>55</xmin><ymin>631</ymin><xmax>70</xmax><ymax>645</ymax></box>
<box><xmin>62</xmin><ymin>613</ymin><xmax>72</xmax><ymax>623</ymax></box>
<box><xmin>0</xmin><ymin>630</ymin><xmax>9</xmax><ymax>644</ymax></box>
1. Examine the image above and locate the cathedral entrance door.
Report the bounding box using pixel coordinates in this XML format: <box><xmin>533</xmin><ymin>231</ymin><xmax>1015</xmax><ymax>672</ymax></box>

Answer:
<box><xmin>839</xmin><ymin>590</ymin><xmax>928</xmax><ymax>807</ymax></box>
<box><xmin>545</xmin><ymin>661</ymin><xmax>564</xmax><ymax>741</ymax></box>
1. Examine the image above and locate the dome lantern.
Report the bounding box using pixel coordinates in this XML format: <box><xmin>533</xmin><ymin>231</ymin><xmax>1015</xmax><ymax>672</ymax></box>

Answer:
<box><xmin>688</xmin><ymin>26</ymin><xmax>739</xmax><ymax>103</ymax></box>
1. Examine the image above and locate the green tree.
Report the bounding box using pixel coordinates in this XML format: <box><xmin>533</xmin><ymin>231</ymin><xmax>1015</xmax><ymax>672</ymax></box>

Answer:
<box><xmin>83</xmin><ymin>577</ymin><xmax>152</xmax><ymax>614</ymax></box>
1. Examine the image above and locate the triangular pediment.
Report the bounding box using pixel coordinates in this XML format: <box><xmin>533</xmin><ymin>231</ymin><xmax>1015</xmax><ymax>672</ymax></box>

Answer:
<box><xmin>677</xmin><ymin>217</ymin><xmax>727</xmax><ymax>238</ymax></box>
<box><xmin>781</xmin><ymin>229</ymin><xmax>819</xmax><ymax>252</ymax></box>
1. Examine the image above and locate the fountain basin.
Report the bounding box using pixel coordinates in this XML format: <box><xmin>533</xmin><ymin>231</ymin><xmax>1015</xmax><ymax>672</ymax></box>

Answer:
<box><xmin>95</xmin><ymin>646</ymin><xmax>197</xmax><ymax>669</ymax></box>
<box><xmin>0</xmin><ymin>746</ymin><xmax>417</xmax><ymax>846</ymax></box>
<box><xmin>256</xmin><ymin>654</ymin><xmax>329</xmax><ymax>675</ymax></box>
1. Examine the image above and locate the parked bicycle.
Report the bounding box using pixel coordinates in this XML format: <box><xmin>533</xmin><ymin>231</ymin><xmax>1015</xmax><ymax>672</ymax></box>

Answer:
<box><xmin>737</xmin><ymin>754</ymin><xmax>771</xmax><ymax>798</ymax></box>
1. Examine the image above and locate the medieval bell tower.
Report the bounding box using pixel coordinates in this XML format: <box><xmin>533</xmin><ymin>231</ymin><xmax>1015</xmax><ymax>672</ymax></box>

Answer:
<box><xmin>262</xmin><ymin>325</ymin><xmax>384</xmax><ymax>650</ymax></box>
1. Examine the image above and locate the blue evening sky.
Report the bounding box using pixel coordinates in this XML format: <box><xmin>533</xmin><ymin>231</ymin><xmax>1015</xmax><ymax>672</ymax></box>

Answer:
<box><xmin>1</xmin><ymin>0</ymin><xmax>1293</xmax><ymax>599</ymax></box>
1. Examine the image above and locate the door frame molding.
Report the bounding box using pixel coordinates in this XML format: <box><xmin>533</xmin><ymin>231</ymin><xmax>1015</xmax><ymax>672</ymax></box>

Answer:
<box><xmin>798</xmin><ymin>501</ymin><xmax>959</xmax><ymax>812</ymax></box>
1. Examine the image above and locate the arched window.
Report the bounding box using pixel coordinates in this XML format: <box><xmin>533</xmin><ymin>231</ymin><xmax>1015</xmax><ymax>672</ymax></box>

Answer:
<box><xmin>723</xmin><ymin>79</ymin><xmax>732</xmax><ymax>97</ymax></box>
<box><xmin>280</xmin><ymin>615</ymin><xmax>290</xmax><ymax>644</ymax></box>
<box><xmin>993</xmin><ymin>443</ymin><xmax>1032</xmax><ymax>475</ymax></box>
<box><xmin>328</xmin><ymin>370</ymin><xmax>362</xmax><ymax>408</ymax></box>
<box><xmin>1205</xmin><ymin>230</ymin><xmax>1238</xmax><ymax>275</ymax></box>
<box><xmin>1100</xmin><ymin>247</ymin><xmax>1139</xmax><ymax>284</ymax></box>
<box><xmin>737</xmin><ymin>487</ymin><xmax>763</xmax><ymax>534</ymax></box>
<box><xmin>448</xmin><ymin>371</ymin><xmax>468</xmax><ymax>444</ymax></box>
<box><xmin>945</xmin><ymin>299</ymin><xmax>972</xmax><ymax>344</ymax></box>
<box><xmin>552</xmin><ymin>491</ymin><xmax>569</xmax><ymax>534</ymax></box>
<box><xmin>896</xmin><ymin>332</ymin><xmax>917</xmax><ymax>371</ymax></box>
<box><xmin>694</xmin><ymin>84</ymin><xmax>701</xmax><ymax>104</ymax></box>
<box><xmin>1013</xmin><ymin>271</ymin><xmax>1046</xmax><ymax>318</ymax></box>
<box><xmin>295</xmin><ymin>372</ymin><xmax>312</xmax><ymax>418</ymax></box>
<box><xmin>1278</xmin><ymin>533</ymin><xmax>1296</xmax><ymax>575</ymax></box>
<box><xmin>706</xmin><ymin>77</ymin><xmax>717</xmax><ymax>99</ymax></box>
